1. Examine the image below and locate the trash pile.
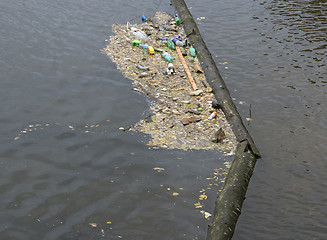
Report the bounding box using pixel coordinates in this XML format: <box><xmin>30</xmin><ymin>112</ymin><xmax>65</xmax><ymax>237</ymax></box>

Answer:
<box><xmin>102</xmin><ymin>12</ymin><xmax>237</xmax><ymax>155</ymax></box>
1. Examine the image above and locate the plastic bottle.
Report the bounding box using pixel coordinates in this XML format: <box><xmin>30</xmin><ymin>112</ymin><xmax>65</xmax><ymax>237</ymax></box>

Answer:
<box><xmin>208</xmin><ymin>112</ymin><xmax>217</xmax><ymax>120</ymax></box>
<box><xmin>156</xmin><ymin>36</ymin><xmax>168</xmax><ymax>41</ymax></box>
<box><xmin>177</xmin><ymin>36</ymin><xmax>187</xmax><ymax>47</ymax></box>
<box><xmin>132</xmin><ymin>39</ymin><xmax>140</xmax><ymax>46</ymax></box>
<box><xmin>167</xmin><ymin>63</ymin><xmax>175</xmax><ymax>75</ymax></box>
<box><xmin>154</xmin><ymin>48</ymin><xmax>164</xmax><ymax>53</ymax></box>
<box><xmin>161</xmin><ymin>51</ymin><xmax>174</xmax><ymax>62</ymax></box>
<box><xmin>189</xmin><ymin>47</ymin><xmax>196</xmax><ymax>57</ymax></box>
<box><xmin>175</xmin><ymin>16</ymin><xmax>180</xmax><ymax>24</ymax></box>
<box><xmin>172</xmin><ymin>38</ymin><xmax>184</xmax><ymax>47</ymax></box>
<box><xmin>142</xmin><ymin>14</ymin><xmax>147</xmax><ymax>22</ymax></box>
<box><xmin>166</xmin><ymin>40</ymin><xmax>175</xmax><ymax>50</ymax></box>
<box><xmin>133</xmin><ymin>31</ymin><xmax>149</xmax><ymax>41</ymax></box>
<box><xmin>136</xmin><ymin>65</ymin><xmax>150</xmax><ymax>71</ymax></box>
<box><xmin>139</xmin><ymin>43</ymin><xmax>148</xmax><ymax>49</ymax></box>
<box><xmin>139</xmin><ymin>72</ymin><xmax>148</xmax><ymax>78</ymax></box>
<box><xmin>175</xmin><ymin>14</ymin><xmax>180</xmax><ymax>25</ymax></box>
<box><xmin>163</xmin><ymin>25</ymin><xmax>171</xmax><ymax>31</ymax></box>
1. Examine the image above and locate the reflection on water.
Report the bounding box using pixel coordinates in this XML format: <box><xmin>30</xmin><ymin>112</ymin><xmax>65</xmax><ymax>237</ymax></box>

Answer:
<box><xmin>266</xmin><ymin>0</ymin><xmax>327</xmax><ymax>85</ymax></box>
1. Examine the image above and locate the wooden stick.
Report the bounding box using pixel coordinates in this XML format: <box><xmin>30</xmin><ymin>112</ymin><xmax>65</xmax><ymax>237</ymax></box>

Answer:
<box><xmin>176</xmin><ymin>46</ymin><xmax>198</xmax><ymax>91</ymax></box>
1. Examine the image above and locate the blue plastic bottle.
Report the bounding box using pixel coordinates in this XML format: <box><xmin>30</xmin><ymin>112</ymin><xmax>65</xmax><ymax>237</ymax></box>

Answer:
<box><xmin>139</xmin><ymin>44</ymin><xmax>148</xmax><ymax>49</ymax></box>
<box><xmin>172</xmin><ymin>38</ymin><xmax>184</xmax><ymax>47</ymax></box>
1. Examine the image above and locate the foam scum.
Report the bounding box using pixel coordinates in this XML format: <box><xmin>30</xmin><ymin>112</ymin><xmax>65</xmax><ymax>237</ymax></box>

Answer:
<box><xmin>102</xmin><ymin>12</ymin><xmax>237</xmax><ymax>155</ymax></box>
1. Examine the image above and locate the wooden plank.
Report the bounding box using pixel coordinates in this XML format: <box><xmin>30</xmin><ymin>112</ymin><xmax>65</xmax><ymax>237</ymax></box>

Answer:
<box><xmin>176</xmin><ymin>46</ymin><xmax>198</xmax><ymax>91</ymax></box>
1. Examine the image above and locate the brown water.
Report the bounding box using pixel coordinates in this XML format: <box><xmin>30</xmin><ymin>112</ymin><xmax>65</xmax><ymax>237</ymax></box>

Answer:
<box><xmin>0</xmin><ymin>0</ymin><xmax>326</xmax><ymax>239</ymax></box>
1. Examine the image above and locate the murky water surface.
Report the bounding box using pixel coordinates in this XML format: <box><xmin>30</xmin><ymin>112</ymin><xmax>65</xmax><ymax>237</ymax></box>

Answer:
<box><xmin>1</xmin><ymin>0</ymin><xmax>326</xmax><ymax>239</ymax></box>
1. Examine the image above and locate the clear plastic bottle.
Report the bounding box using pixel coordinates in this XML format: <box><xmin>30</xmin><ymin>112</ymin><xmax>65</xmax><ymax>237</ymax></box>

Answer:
<box><xmin>156</xmin><ymin>36</ymin><xmax>168</xmax><ymax>41</ymax></box>
<box><xmin>136</xmin><ymin>65</ymin><xmax>150</xmax><ymax>71</ymax></box>
<box><xmin>133</xmin><ymin>31</ymin><xmax>149</xmax><ymax>41</ymax></box>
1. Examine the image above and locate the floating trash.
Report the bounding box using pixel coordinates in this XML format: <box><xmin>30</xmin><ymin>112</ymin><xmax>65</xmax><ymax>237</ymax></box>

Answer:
<box><xmin>102</xmin><ymin>12</ymin><xmax>237</xmax><ymax>154</ymax></box>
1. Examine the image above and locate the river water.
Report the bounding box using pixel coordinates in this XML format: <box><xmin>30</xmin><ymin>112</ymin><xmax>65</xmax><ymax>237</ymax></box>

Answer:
<box><xmin>0</xmin><ymin>0</ymin><xmax>326</xmax><ymax>239</ymax></box>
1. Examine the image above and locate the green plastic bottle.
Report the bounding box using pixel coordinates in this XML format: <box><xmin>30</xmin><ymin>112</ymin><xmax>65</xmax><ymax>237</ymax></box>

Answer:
<box><xmin>161</xmin><ymin>52</ymin><xmax>174</xmax><ymax>62</ymax></box>
<box><xmin>189</xmin><ymin>47</ymin><xmax>196</xmax><ymax>57</ymax></box>
<box><xmin>175</xmin><ymin>16</ymin><xmax>180</xmax><ymax>24</ymax></box>
<box><xmin>132</xmin><ymin>39</ymin><xmax>140</xmax><ymax>46</ymax></box>
<box><xmin>167</xmin><ymin>40</ymin><xmax>175</xmax><ymax>50</ymax></box>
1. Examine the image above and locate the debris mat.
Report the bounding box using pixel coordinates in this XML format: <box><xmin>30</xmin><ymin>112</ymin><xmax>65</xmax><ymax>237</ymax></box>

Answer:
<box><xmin>102</xmin><ymin>12</ymin><xmax>237</xmax><ymax>155</ymax></box>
